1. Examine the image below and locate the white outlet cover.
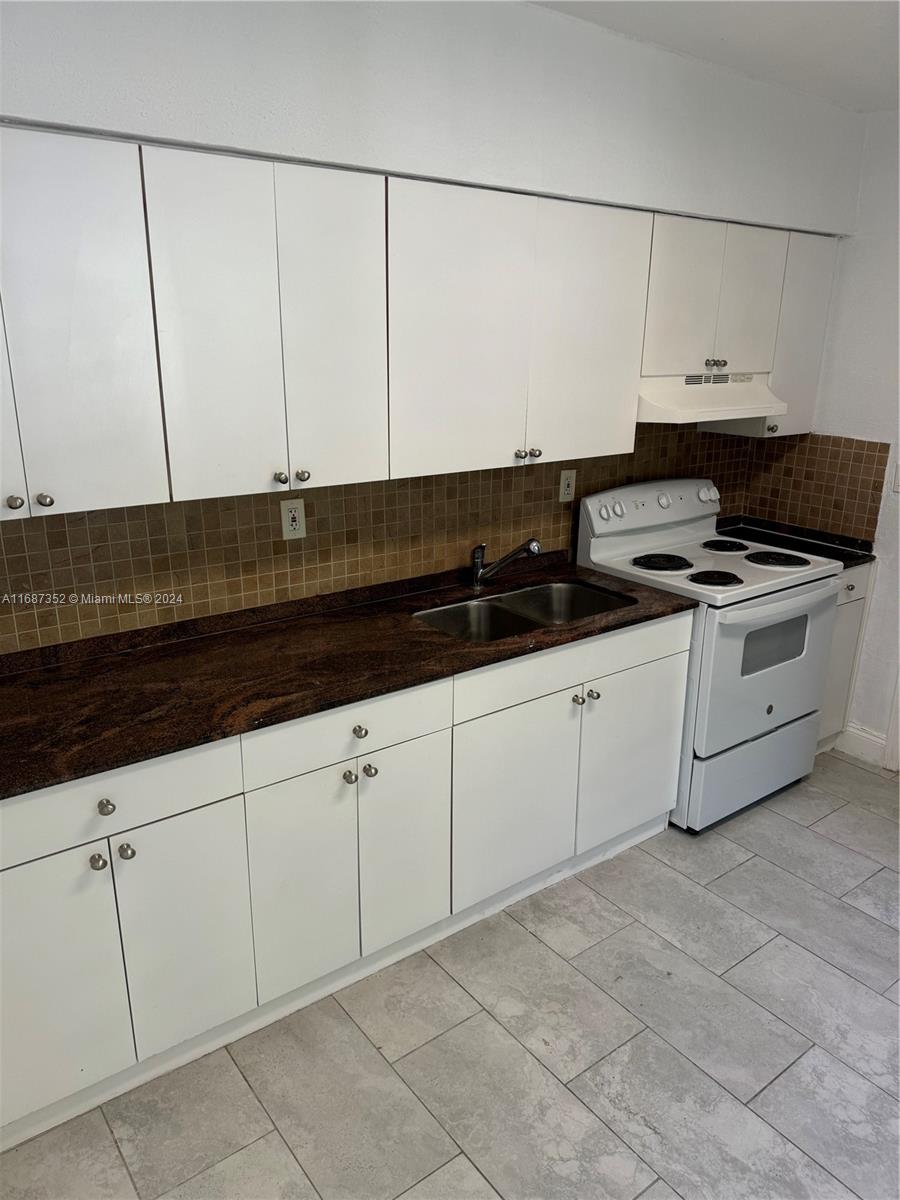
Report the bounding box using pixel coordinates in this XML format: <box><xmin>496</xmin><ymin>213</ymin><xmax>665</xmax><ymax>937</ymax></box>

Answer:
<box><xmin>280</xmin><ymin>498</ymin><xmax>307</xmax><ymax>539</ymax></box>
<box><xmin>559</xmin><ymin>469</ymin><xmax>577</xmax><ymax>503</ymax></box>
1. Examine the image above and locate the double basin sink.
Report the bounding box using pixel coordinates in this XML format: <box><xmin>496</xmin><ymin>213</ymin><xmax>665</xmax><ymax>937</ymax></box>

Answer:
<box><xmin>415</xmin><ymin>581</ymin><xmax>636</xmax><ymax>643</ymax></box>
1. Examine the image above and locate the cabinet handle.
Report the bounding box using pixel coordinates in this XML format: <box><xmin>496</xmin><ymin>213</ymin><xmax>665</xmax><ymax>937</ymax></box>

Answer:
<box><xmin>705</xmin><ymin>358</ymin><xmax>715</xmax><ymax>369</ymax></box>
<box><xmin>362</xmin><ymin>763</ymin><xmax>378</xmax><ymax>778</ymax></box>
<box><xmin>572</xmin><ymin>694</ymin><xmax>586</xmax><ymax>705</ymax></box>
<box><xmin>342</xmin><ymin>769</ymin><xmax>358</xmax><ymax>784</ymax></box>
<box><xmin>89</xmin><ymin>852</ymin><xmax>108</xmax><ymax>871</ymax></box>
<box><xmin>528</xmin><ymin>448</ymin><xmax>543</xmax><ymax>459</ymax></box>
<box><xmin>117</xmin><ymin>843</ymin><xmax>136</xmax><ymax>860</ymax></box>
<box><xmin>767</xmin><ymin>424</ymin><xmax>779</xmax><ymax>434</ymax></box>
<box><xmin>36</xmin><ymin>493</ymin><xmax>55</xmax><ymax>507</ymax></box>
<box><xmin>273</xmin><ymin>471</ymin><xmax>289</xmax><ymax>485</ymax></box>
<box><xmin>97</xmin><ymin>798</ymin><xmax>117</xmax><ymax>817</ymax></box>
<box><xmin>717</xmin><ymin>359</ymin><xmax>728</xmax><ymax>369</ymax></box>
<box><xmin>295</xmin><ymin>469</ymin><xmax>311</xmax><ymax>483</ymax></box>
<box><xmin>5</xmin><ymin>495</ymin><xmax>24</xmax><ymax>510</ymax></box>
<box><xmin>586</xmin><ymin>689</ymin><xmax>601</xmax><ymax>700</ymax></box>
<box><xmin>845</xmin><ymin>583</ymin><xmax>856</xmax><ymax>592</ymax></box>
<box><xmin>353</xmin><ymin>725</ymin><xmax>368</xmax><ymax>739</ymax></box>
<box><xmin>514</xmin><ymin>449</ymin><xmax>528</xmax><ymax>460</ymax></box>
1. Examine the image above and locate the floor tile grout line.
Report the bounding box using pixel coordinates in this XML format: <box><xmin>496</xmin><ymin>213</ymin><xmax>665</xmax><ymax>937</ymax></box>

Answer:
<box><xmin>99</xmin><ymin>1106</ymin><xmax>142</xmax><ymax>1200</ymax></box>
<box><xmin>741</xmin><ymin>1043</ymin><xmax>816</xmax><ymax>1107</ymax></box>
<box><xmin>502</xmin><ymin>891</ymin><xmax>635</xmax><ymax>958</ymax></box>
<box><xmin>223</xmin><ymin>1044</ymin><xmax>326</xmax><ymax>1200</ymax></box>
<box><xmin>391</xmin><ymin>1152</ymin><xmax>501</xmax><ymax>1200</ymax></box>
<box><xmin>713</xmin><ymin>821</ymin><xmax>886</xmax><ymax>897</ymax></box>
<box><xmin>152</xmin><ymin>1129</ymin><xmax>273</xmax><ymax>1200</ymax></box>
<box><xmin>639</xmin><ymin>839</ymin><xmax>754</xmax><ymax>888</ymax></box>
<box><xmin>761</xmin><ymin>796</ymin><xmax>849</xmax><ymax>828</ymax></box>
<box><xmin>806</xmin><ymin>812</ymin><xmax>900</xmax><ymax>871</ymax></box>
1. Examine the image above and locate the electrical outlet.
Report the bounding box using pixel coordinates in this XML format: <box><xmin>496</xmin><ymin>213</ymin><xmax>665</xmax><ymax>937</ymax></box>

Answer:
<box><xmin>559</xmin><ymin>469</ymin><xmax>576</xmax><ymax>503</ymax></box>
<box><xmin>280</xmin><ymin>498</ymin><xmax>307</xmax><ymax>539</ymax></box>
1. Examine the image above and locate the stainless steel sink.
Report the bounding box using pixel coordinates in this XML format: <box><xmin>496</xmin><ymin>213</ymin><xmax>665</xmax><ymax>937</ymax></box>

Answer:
<box><xmin>414</xmin><ymin>598</ymin><xmax>543</xmax><ymax>642</ymax></box>
<box><xmin>496</xmin><ymin>581</ymin><xmax>637</xmax><ymax>625</ymax></box>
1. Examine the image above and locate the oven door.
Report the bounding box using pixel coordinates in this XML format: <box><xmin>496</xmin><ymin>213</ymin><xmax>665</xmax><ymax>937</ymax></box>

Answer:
<box><xmin>694</xmin><ymin>576</ymin><xmax>841</xmax><ymax>758</ymax></box>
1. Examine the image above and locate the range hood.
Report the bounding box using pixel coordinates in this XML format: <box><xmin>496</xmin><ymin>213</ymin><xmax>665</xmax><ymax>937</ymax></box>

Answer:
<box><xmin>637</xmin><ymin>372</ymin><xmax>787</xmax><ymax>424</ymax></box>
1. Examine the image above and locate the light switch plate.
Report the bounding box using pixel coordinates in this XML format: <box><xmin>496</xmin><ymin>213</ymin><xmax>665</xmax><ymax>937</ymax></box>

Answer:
<box><xmin>280</xmin><ymin>498</ymin><xmax>307</xmax><ymax>539</ymax></box>
<box><xmin>559</xmin><ymin>469</ymin><xmax>576</xmax><ymax>503</ymax></box>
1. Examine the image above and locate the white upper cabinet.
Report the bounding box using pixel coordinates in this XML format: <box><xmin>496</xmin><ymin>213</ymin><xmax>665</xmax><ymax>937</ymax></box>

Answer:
<box><xmin>388</xmin><ymin>178</ymin><xmax>535</xmax><ymax>478</ymax></box>
<box><xmin>641</xmin><ymin>215</ymin><xmax>726</xmax><ymax>377</ymax></box>
<box><xmin>0</xmin><ymin>129</ymin><xmax>167</xmax><ymax>515</ymax></box>
<box><xmin>642</xmin><ymin>214</ymin><xmax>788</xmax><ymax>377</ymax></box>
<box><xmin>714</xmin><ymin>223</ymin><xmax>789</xmax><ymax>373</ymax></box>
<box><xmin>767</xmin><ymin>232</ymin><xmax>837</xmax><ymax>436</ymax></box>
<box><xmin>526</xmin><ymin>200</ymin><xmax>652</xmax><ymax>461</ymax></box>
<box><xmin>275</xmin><ymin>164</ymin><xmax>388</xmax><ymax>490</ymax></box>
<box><xmin>143</xmin><ymin>147</ymin><xmax>288</xmax><ymax>502</ymax></box>
<box><xmin>0</xmin><ymin>303</ymin><xmax>29</xmax><ymax>520</ymax></box>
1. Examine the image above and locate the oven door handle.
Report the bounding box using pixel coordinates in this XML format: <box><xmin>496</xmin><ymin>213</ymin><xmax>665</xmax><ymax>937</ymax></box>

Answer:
<box><xmin>716</xmin><ymin>580</ymin><xmax>841</xmax><ymax>630</ymax></box>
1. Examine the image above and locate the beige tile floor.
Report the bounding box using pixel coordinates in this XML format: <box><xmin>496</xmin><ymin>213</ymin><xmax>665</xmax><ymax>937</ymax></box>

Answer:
<box><xmin>2</xmin><ymin>752</ymin><xmax>898</xmax><ymax>1200</ymax></box>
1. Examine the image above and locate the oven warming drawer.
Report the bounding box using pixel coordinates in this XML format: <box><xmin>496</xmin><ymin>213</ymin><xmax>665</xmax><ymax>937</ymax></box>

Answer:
<box><xmin>686</xmin><ymin>711</ymin><xmax>820</xmax><ymax>830</ymax></box>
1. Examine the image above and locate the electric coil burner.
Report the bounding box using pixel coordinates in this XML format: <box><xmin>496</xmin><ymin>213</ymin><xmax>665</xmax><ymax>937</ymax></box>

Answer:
<box><xmin>631</xmin><ymin>553</ymin><xmax>693</xmax><ymax>572</ymax></box>
<box><xmin>745</xmin><ymin>550</ymin><xmax>811</xmax><ymax>568</ymax></box>
<box><xmin>702</xmin><ymin>539</ymin><xmax>749</xmax><ymax>553</ymax></box>
<box><xmin>688</xmin><ymin>570</ymin><xmax>743</xmax><ymax>587</ymax></box>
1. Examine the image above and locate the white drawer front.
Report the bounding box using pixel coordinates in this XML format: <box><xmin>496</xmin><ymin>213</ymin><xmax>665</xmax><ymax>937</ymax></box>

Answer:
<box><xmin>241</xmin><ymin>679</ymin><xmax>453</xmax><ymax>791</ymax></box>
<box><xmin>453</xmin><ymin>612</ymin><xmax>693</xmax><ymax>724</ymax></box>
<box><xmin>0</xmin><ymin>739</ymin><xmax>242</xmax><ymax>871</ymax></box>
<box><xmin>838</xmin><ymin>562</ymin><xmax>872</xmax><ymax>605</ymax></box>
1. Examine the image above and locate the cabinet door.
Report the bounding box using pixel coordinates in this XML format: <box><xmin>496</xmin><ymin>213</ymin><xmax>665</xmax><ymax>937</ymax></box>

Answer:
<box><xmin>714</xmin><ymin>224</ymin><xmax>789</xmax><ymax>373</ymax></box>
<box><xmin>453</xmin><ymin>689</ymin><xmax>582</xmax><ymax>912</ymax></box>
<box><xmin>767</xmin><ymin>232</ymin><xmax>837</xmax><ymax>437</ymax></box>
<box><xmin>0</xmin><ymin>129</ymin><xmax>167</xmax><ymax>514</ymax></box>
<box><xmin>819</xmin><ymin>599</ymin><xmax>865</xmax><ymax>741</ymax></box>
<box><xmin>113</xmin><ymin>796</ymin><xmax>256</xmax><ymax>1060</ymax></box>
<box><xmin>388</xmin><ymin>178</ymin><xmax>534</xmax><ymax>477</ymax></box>
<box><xmin>246</xmin><ymin>762</ymin><xmax>360</xmax><ymax>1005</ymax></box>
<box><xmin>641</xmin><ymin>215</ymin><xmax>726</xmax><ymax>376</ymax></box>
<box><xmin>526</xmin><ymin>201</ymin><xmax>652</xmax><ymax>461</ymax></box>
<box><xmin>0</xmin><ymin>302</ymin><xmax>29</xmax><ymax>520</ymax></box>
<box><xmin>358</xmin><ymin>730</ymin><xmax>451</xmax><ymax>955</ymax></box>
<box><xmin>0</xmin><ymin>842</ymin><xmax>135</xmax><ymax>1124</ymax></box>
<box><xmin>143</xmin><ymin>147</ymin><xmax>288</xmax><ymax>501</ymax></box>
<box><xmin>276</xmin><ymin>164</ymin><xmax>388</xmax><ymax>490</ymax></box>
<box><xmin>576</xmin><ymin>653</ymin><xmax>688</xmax><ymax>853</ymax></box>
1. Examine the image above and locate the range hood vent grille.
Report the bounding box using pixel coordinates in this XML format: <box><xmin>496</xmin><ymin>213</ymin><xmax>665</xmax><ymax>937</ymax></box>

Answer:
<box><xmin>684</xmin><ymin>374</ymin><xmax>731</xmax><ymax>385</ymax></box>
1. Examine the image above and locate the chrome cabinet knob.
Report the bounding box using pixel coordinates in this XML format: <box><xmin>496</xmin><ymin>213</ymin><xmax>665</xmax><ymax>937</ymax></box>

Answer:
<box><xmin>514</xmin><ymin>449</ymin><xmax>529</xmax><ymax>460</ymax></box>
<box><xmin>273</xmin><ymin>471</ymin><xmax>289</xmax><ymax>485</ymax></box>
<box><xmin>586</xmin><ymin>689</ymin><xmax>601</xmax><ymax>700</ymax></box>
<box><xmin>89</xmin><ymin>852</ymin><xmax>108</xmax><ymax>871</ymax></box>
<box><xmin>705</xmin><ymin>358</ymin><xmax>715</xmax><ymax>368</ymax></box>
<box><xmin>5</xmin><ymin>495</ymin><xmax>24</xmax><ymax>510</ymax></box>
<box><xmin>845</xmin><ymin>583</ymin><xmax>856</xmax><ymax>592</ymax></box>
<box><xmin>528</xmin><ymin>448</ymin><xmax>543</xmax><ymax>458</ymax></box>
<box><xmin>352</xmin><ymin>725</ymin><xmax>368</xmax><ymax>739</ymax></box>
<box><xmin>36</xmin><ymin>493</ymin><xmax>54</xmax><ymax>507</ymax></box>
<box><xmin>362</xmin><ymin>763</ymin><xmax>378</xmax><ymax>778</ymax></box>
<box><xmin>295</xmin><ymin>469</ymin><xmax>311</xmax><ymax>483</ymax></box>
<box><xmin>97</xmin><ymin>798</ymin><xmax>117</xmax><ymax>817</ymax></box>
<box><xmin>572</xmin><ymin>694</ymin><xmax>586</xmax><ymax>705</ymax></box>
<box><xmin>767</xmin><ymin>424</ymin><xmax>779</xmax><ymax>433</ymax></box>
<box><xmin>718</xmin><ymin>360</ymin><xmax>728</xmax><ymax>368</ymax></box>
<box><xmin>117</xmin><ymin>843</ymin><xmax>136</xmax><ymax>860</ymax></box>
<box><xmin>342</xmin><ymin>769</ymin><xmax>358</xmax><ymax>784</ymax></box>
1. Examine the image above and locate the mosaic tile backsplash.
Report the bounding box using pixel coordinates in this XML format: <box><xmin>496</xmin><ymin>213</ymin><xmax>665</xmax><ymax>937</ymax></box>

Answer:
<box><xmin>0</xmin><ymin>427</ymin><xmax>888</xmax><ymax>653</ymax></box>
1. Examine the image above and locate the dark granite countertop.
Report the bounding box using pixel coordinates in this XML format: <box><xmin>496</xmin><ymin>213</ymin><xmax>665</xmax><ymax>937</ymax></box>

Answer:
<box><xmin>0</xmin><ymin>554</ymin><xmax>695</xmax><ymax>801</ymax></box>
<box><xmin>718</xmin><ymin>515</ymin><xmax>876</xmax><ymax>569</ymax></box>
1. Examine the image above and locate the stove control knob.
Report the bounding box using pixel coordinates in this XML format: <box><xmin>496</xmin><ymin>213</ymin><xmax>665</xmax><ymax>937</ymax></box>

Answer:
<box><xmin>709</xmin><ymin>486</ymin><xmax>721</xmax><ymax>501</ymax></box>
<box><xmin>612</xmin><ymin>500</ymin><xmax>626</xmax><ymax>518</ymax></box>
<box><xmin>698</xmin><ymin>486</ymin><xmax>712</xmax><ymax>502</ymax></box>
<box><xmin>657</xmin><ymin>493</ymin><xmax>671</xmax><ymax>509</ymax></box>
<box><xmin>598</xmin><ymin>504</ymin><xmax>611</xmax><ymax>521</ymax></box>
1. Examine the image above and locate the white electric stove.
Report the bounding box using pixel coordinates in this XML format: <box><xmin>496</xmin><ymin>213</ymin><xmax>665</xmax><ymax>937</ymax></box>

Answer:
<box><xmin>577</xmin><ymin>478</ymin><xmax>844</xmax><ymax>830</ymax></box>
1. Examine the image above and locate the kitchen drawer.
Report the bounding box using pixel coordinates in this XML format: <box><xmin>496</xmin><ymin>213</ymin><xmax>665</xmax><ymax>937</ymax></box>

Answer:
<box><xmin>837</xmin><ymin>562</ymin><xmax>872</xmax><ymax>605</ymax></box>
<box><xmin>0</xmin><ymin>739</ymin><xmax>242</xmax><ymax>871</ymax></box>
<box><xmin>453</xmin><ymin>611</ymin><xmax>693</xmax><ymax>724</ymax></box>
<box><xmin>241</xmin><ymin>678</ymin><xmax>453</xmax><ymax>791</ymax></box>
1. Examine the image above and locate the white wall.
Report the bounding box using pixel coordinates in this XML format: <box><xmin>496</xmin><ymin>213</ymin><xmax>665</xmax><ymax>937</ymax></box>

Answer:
<box><xmin>0</xmin><ymin>1</ymin><xmax>864</xmax><ymax>233</ymax></box>
<box><xmin>816</xmin><ymin>109</ymin><xmax>898</xmax><ymax>752</ymax></box>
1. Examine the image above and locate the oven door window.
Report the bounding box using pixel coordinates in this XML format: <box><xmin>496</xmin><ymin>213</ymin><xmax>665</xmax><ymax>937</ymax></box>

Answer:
<box><xmin>741</xmin><ymin>615</ymin><xmax>808</xmax><ymax>676</ymax></box>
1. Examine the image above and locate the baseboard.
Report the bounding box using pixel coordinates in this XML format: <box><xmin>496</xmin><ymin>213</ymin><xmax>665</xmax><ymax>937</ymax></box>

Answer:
<box><xmin>835</xmin><ymin>722</ymin><xmax>888</xmax><ymax>768</ymax></box>
<box><xmin>0</xmin><ymin>811</ymin><xmax>667</xmax><ymax>1152</ymax></box>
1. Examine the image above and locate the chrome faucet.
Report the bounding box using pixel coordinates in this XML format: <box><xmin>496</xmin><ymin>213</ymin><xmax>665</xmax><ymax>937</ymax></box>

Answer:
<box><xmin>472</xmin><ymin>538</ymin><xmax>542</xmax><ymax>589</ymax></box>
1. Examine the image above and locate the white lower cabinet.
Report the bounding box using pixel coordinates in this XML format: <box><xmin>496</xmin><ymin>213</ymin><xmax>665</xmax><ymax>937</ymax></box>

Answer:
<box><xmin>576</xmin><ymin>653</ymin><xmax>689</xmax><ymax>852</ymax></box>
<box><xmin>0</xmin><ymin>842</ymin><xmax>135</xmax><ymax>1125</ymax></box>
<box><xmin>246</xmin><ymin>761</ymin><xmax>361</xmax><ymax>1006</ymax></box>
<box><xmin>820</xmin><ymin>597</ymin><xmax>866</xmax><ymax>741</ymax></box>
<box><xmin>452</xmin><ymin>689</ymin><xmax>583</xmax><ymax>912</ymax></box>
<box><xmin>359</xmin><ymin>730</ymin><xmax>451</xmax><ymax>955</ymax></box>
<box><xmin>112</xmin><ymin>797</ymin><xmax>257</xmax><ymax>1061</ymax></box>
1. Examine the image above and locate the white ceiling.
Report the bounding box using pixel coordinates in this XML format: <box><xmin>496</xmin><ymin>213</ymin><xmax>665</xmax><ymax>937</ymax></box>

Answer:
<box><xmin>536</xmin><ymin>2</ymin><xmax>899</xmax><ymax>113</ymax></box>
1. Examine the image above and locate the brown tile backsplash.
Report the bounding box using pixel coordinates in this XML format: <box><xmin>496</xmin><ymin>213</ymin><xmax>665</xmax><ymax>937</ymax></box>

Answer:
<box><xmin>0</xmin><ymin>427</ymin><xmax>888</xmax><ymax>653</ymax></box>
